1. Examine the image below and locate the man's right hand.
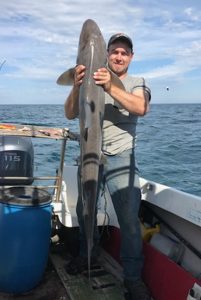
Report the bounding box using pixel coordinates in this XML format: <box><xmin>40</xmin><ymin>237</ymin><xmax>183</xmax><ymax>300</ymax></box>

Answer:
<box><xmin>74</xmin><ymin>65</ymin><xmax>86</xmax><ymax>87</ymax></box>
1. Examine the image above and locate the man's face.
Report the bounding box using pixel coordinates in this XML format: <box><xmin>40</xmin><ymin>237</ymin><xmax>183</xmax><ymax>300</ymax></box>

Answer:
<box><xmin>107</xmin><ymin>41</ymin><xmax>133</xmax><ymax>78</ymax></box>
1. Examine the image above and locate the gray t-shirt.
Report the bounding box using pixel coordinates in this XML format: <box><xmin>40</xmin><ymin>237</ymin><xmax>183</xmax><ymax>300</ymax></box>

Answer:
<box><xmin>102</xmin><ymin>75</ymin><xmax>151</xmax><ymax>155</ymax></box>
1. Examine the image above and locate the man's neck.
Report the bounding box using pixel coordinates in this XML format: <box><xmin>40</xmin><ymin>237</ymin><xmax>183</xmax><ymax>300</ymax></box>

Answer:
<box><xmin>118</xmin><ymin>72</ymin><xmax>128</xmax><ymax>80</ymax></box>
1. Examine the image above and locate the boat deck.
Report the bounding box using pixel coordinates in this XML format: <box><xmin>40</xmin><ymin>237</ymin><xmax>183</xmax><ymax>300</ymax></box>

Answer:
<box><xmin>50</xmin><ymin>249</ymin><xmax>125</xmax><ymax>300</ymax></box>
<box><xmin>0</xmin><ymin>246</ymin><xmax>127</xmax><ymax>300</ymax></box>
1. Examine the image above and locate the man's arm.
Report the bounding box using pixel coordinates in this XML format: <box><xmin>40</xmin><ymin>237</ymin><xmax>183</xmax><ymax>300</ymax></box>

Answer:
<box><xmin>64</xmin><ymin>87</ymin><xmax>79</xmax><ymax>119</ymax></box>
<box><xmin>64</xmin><ymin>65</ymin><xmax>86</xmax><ymax>120</ymax></box>
<box><xmin>107</xmin><ymin>86</ymin><xmax>150</xmax><ymax>116</ymax></box>
<box><xmin>93</xmin><ymin>68</ymin><xmax>150</xmax><ymax>116</ymax></box>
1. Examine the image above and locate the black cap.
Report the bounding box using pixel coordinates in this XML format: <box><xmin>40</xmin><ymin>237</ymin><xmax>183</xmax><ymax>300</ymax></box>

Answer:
<box><xmin>107</xmin><ymin>33</ymin><xmax>133</xmax><ymax>52</ymax></box>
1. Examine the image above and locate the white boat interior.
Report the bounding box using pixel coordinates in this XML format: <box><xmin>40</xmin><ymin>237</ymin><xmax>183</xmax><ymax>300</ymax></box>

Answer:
<box><xmin>54</xmin><ymin>163</ymin><xmax>201</xmax><ymax>280</ymax></box>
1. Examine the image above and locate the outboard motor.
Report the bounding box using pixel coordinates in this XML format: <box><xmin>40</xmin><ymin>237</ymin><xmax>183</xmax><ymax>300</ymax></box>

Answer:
<box><xmin>0</xmin><ymin>136</ymin><xmax>34</xmax><ymax>185</ymax></box>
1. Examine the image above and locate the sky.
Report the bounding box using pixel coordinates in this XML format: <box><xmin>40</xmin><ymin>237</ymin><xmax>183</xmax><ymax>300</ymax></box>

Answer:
<box><xmin>0</xmin><ymin>0</ymin><xmax>201</xmax><ymax>105</ymax></box>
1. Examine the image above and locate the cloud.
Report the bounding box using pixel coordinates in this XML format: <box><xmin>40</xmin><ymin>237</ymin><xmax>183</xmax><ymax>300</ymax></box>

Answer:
<box><xmin>1</xmin><ymin>0</ymin><xmax>201</xmax><ymax>103</ymax></box>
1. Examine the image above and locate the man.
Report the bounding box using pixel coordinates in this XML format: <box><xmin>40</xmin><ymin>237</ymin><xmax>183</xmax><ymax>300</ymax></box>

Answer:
<box><xmin>64</xmin><ymin>33</ymin><xmax>151</xmax><ymax>300</ymax></box>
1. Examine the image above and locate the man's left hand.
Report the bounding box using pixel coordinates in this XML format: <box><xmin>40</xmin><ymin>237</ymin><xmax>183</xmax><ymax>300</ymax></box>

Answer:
<box><xmin>93</xmin><ymin>68</ymin><xmax>111</xmax><ymax>92</ymax></box>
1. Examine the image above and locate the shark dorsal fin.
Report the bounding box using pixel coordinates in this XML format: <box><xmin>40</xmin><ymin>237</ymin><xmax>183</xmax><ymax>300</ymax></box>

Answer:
<box><xmin>56</xmin><ymin>67</ymin><xmax>75</xmax><ymax>85</ymax></box>
<box><xmin>106</xmin><ymin>65</ymin><xmax>125</xmax><ymax>91</ymax></box>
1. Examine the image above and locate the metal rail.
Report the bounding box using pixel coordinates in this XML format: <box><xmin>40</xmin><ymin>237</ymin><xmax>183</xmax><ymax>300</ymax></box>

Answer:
<box><xmin>0</xmin><ymin>123</ymin><xmax>79</xmax><ymax>202</ymax></box>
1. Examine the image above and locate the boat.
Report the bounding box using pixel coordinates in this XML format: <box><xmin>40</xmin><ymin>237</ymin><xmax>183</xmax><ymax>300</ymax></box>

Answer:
<box><xmin>0</xmin><ymin>123</ymin><xmax>201</xmax><ymax>300</ymax></box>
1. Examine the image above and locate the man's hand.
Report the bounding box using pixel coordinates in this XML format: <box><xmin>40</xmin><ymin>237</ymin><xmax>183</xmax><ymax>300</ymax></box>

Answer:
<box><xmin>93</xmin><ymin>68</ymin><xmax>111</xmax><ymax>92</ymax></box>
<box><xmin>74</xmin><ymin>65</ymin><xmax>86</xmax><ymax>86</ymax></box>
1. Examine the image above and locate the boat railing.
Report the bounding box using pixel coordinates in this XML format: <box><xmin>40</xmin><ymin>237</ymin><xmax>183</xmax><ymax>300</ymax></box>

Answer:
<box><xmin>0</xmin><ymin>123</ymin><xmax>79</xmax><ymax>203</ymax></box>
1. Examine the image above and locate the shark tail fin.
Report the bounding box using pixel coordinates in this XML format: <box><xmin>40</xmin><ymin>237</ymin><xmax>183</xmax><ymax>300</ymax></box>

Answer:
<box><xmin>87</xmin><ymin>239</ymin><xmax>92</xmax><ymax>280</ymax></box>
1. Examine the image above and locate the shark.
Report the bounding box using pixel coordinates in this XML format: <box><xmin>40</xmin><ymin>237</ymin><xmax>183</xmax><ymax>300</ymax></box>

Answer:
<box><xmin>57</xmin><ymin>19</ymin><xmax>124</xmax><ymax>275</ymax></box>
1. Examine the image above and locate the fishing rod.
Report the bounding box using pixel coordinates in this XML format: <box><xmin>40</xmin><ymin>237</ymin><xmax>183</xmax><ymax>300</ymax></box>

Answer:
<box><xmin>0</xmin><ymin>60</ymin><xmax>6</xmax><ymax>71</ymax></box>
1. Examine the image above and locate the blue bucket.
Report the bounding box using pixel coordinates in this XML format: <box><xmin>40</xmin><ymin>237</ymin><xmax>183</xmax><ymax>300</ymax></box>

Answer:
<box><xmin>0</xmin><ymin>187</ymin><xmax>52</xmax><ymax>294</ymax></box>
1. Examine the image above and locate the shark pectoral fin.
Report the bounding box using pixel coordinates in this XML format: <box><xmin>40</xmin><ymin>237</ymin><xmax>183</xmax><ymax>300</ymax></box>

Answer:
<box><xmin>56</xmin><ymin>67</ymin><xmax>75</xmax><ymax>85</ymax></box>
<box><xmin>107</xmin><ymin>68</ymin><xmax>125</xmax><ymax>90</ymax></box>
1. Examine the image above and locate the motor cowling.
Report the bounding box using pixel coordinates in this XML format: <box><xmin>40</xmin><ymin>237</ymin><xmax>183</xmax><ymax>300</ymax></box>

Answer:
<box><xmin>0</xmin><ymin>136</ymin><xmax>34</xmax><ymax>185</ymax></box>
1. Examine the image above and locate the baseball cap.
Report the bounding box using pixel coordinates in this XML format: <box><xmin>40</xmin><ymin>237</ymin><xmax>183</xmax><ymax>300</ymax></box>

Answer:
<box><xmin>107</xmin><ymin>33</ymin><xmax>133</xmax><ymax>52</ymax></box>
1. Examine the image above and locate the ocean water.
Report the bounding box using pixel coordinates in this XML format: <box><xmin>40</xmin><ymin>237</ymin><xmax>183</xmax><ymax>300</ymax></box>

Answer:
<box><xmin>0</xmin><ymin>103</ymin><xmax>201</xmax><ymax>197</ymax></box>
